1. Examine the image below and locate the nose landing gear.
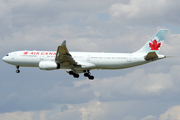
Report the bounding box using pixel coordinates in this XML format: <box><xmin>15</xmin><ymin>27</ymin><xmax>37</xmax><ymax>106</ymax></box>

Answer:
<box><xmin>16</xmin><ymin>66</ymin><xmax>20</xmax><ymax>73</ymax></box>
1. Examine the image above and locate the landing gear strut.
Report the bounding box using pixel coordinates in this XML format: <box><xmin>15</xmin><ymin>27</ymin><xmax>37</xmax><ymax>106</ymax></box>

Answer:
<box><xmin>84</xmin><ymin>70</ymin><xmax>94</xmax><ymax>80</ymax></box>
<box><xmin>69</xmin><ymin>71</ymin><xmax>79</xmax><ymax>78</ymax></box>
<box><xmin>16</xmin><ymin>66</ymin><xmax>20</xmax><ymax>73</ymax></box>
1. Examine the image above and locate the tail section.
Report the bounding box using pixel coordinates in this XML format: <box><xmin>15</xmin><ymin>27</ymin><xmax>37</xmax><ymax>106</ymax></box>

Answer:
<box><xmin>135</xmin><ymin>29</ymin><xmax>169</xmax><ymax>54</ymax></box>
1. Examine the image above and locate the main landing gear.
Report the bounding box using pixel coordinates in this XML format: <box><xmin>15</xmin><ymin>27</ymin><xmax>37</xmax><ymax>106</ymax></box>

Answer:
<box><xmin>69</xmin><ymin>71</ymin><xmax>79</xmax><ymax>78</ymax></box>
<box><xmin>68</xmin><ymin>70</ymin><xmax>94</xmax><ymax>80</ymax></box>
<box><xmin>16</xmin><ymin>66</ymin><xmax>20</xmax><ymax>73</ymax></box>
<box><xmin>84</xmin><ymin>70</ymin><xmax>94</xmax><ymax>80</ymax></box>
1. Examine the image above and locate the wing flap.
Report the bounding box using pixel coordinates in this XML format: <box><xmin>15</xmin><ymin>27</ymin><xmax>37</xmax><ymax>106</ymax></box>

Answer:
<box><xmin>76</xmin><ymin>61</ymin><xmax>96</xmax><ymax>69</ymax></box>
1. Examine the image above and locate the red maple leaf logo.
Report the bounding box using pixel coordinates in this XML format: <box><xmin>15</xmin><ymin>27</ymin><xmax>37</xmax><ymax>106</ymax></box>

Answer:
<box><xmin>149</xmin><ymin>39</ymin><xmax>161</xmax><ymax>50</ymax></box>
<box><xmin>23</xmin><ymin>52</ymin><xmax>29</xmax><ymax>55</ymax></box>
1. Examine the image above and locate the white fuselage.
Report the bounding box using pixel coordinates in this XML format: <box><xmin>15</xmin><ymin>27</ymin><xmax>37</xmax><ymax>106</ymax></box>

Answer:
<box><xmin>2</xmin><ymin>29</ymin><xmax>168</xmax><ymax>79</ymax></box>
<box><xmin>2</xmin><ymin>50</ymin><xmax>160</xmax><ymax>71</ymax></box>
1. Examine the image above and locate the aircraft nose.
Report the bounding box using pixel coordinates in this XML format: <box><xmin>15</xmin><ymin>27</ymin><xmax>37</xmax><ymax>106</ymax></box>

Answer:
<box><xmin>2</xmin><ymin>56</ymin><xmax>7</xmax><ymax>62</ymax></box>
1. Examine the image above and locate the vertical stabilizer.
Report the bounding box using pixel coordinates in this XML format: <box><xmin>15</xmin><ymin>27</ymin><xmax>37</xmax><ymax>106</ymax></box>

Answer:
<box><xmin>135</xmin><ymin>29</ymin><xmax>169</xmax><ymax>54</ymax></box>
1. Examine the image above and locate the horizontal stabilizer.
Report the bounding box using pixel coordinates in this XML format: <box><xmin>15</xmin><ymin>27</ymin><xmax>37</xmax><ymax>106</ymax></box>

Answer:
<box><xmin>165</xmin><ymin>56</ymin><xmax>176</xmax><ymax>58</ymax></box>
<box><xmin>145</xmin><ymin>52</ymin><xmax>158</xmax><ymax>61</ymax></box>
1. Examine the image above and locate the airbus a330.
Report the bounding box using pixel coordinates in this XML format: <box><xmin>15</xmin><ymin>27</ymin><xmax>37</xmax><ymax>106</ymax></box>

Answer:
<box><xmin>2</xmin><ymin>29</ymin><xmax>169</xmax><ymax>80</ymax></box>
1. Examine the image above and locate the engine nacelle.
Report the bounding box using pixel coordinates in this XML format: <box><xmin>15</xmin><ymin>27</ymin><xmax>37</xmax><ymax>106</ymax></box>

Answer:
<box><xmin>39</xmin><ymin>61</ymin><xmax>60</xmax><ymax>70</ymax></box>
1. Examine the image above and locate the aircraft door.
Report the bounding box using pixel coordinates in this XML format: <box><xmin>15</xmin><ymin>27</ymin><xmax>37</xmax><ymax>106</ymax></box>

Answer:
<box><xmin>87</xmin><ymin>55</ymin><xmax>91</xmax><ymax>61</ymax></box>
<box><xmin>40</xmin><ymin>55</ymin><xmax>44</xmax><ymax>60</ymax></box>
<box><xmin>11</xmin><ymin>53</ymin><xmax>15</xmax><ymax>59</ymax></box>
<box><xmin>127</xmin><ymin>55</ymin><xmax>132</xmax><ymax>62</ymax></box>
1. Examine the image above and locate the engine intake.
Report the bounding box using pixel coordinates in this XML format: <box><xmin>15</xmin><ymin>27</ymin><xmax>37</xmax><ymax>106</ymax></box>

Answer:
<box><xmin>39</xmin><ymin>61</ymin><xmax>60</xmax><ymax>70</ymax></box>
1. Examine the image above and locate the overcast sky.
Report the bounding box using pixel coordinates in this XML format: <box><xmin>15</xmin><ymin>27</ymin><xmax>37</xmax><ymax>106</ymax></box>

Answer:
<box><xmin>1</xmin><ymin>0</ymin><xmax>180</xmax><ymax>120</ymax></box>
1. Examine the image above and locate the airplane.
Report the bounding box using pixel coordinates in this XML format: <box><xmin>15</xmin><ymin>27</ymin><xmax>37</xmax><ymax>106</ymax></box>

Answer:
<box><xmin>2</xmin><ymin>29</ymin><xmax>169</xmax><ymax>80</ymax></box>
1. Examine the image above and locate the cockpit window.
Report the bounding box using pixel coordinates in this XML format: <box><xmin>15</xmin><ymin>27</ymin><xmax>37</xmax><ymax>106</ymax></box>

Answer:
<box><xmin>6</xmin><ymin>54</ymin><xmax>9</xmax><ymax>56</ymax></box>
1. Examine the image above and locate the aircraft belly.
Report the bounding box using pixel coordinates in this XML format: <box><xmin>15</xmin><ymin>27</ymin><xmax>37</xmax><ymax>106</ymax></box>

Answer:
<box><xmin>10</xmin><ymin>57</ymin><xmax>40</xmax><ymax>67</ymax></box>
<box><xmin>15</xmin><ymin>61</ymin><xmax>39</xmax><ymax>67</ymax></box>
<box><xmin>93</xmin><ymin>60</ymin><xmax>126</xmax><ymax>69</ymax></box>
<box><xmin>92</xmin><ymin>58</ymin><xmax>147</xmax><ymax>69</ymax></box>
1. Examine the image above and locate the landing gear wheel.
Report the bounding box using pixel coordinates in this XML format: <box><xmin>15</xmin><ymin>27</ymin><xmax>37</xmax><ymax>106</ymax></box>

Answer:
<box><xmin>16</xmin><ymin>70</ymin><xmax>20</xmax><ymax>73</ymax></box>
<box><xmin>69</xmin><ymin>71</ymin><xmax>74</xmax><ymax>75</ymax></box>
<box><xmin>73</xmin><ymin>74</ymin><xmax>79</xmax><ymax>78</ymax></box>
<box><xmin>16</xmin><ymin>66</ymin><xmax>20</xmax><ymax>73</ymax></box>
<box><xmin>88</xmin><ymin>76</ymin><xmax>94</xmax><ymax>80</ymax></box>
<box><xmin>84</xmin><ymin>70</ymin><xmax>94</xmax><ymax>80</ymax></box>
<box><xmin>69</xmin><ymin>70</ymin><xmax>80</xmax><ymax>78</ymax></box>
<box><xmin>84</xmin><ymin>73</ymin><xmax>89</xmax><ymax>77</ymax></box>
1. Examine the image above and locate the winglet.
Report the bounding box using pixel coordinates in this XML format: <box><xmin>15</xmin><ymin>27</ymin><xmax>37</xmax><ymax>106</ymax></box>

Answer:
<box><xmin>61</xmin><ymin>40</ymin><xmax>66</xmax><ymax>46</ymax></box>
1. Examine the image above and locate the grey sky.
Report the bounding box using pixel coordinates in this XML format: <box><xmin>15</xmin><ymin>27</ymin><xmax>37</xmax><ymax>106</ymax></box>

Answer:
<box><xmin>1</xmin><ymin>0</ymin><xmax>180</xmax><ymax>119</ymax></box>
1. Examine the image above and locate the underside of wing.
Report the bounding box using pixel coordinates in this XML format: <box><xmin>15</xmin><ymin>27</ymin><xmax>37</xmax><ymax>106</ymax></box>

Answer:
<box><xmin>55</xmin><ymin>40</ymin><xmax>78</xmax><ymax>66</ymax></box>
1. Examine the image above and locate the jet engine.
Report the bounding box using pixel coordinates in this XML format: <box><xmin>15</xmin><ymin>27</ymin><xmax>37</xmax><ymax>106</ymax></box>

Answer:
<box><xmin>39</xmin><ymin>61</ymin><xmax>60</xmax><ymax>70</ymax></box>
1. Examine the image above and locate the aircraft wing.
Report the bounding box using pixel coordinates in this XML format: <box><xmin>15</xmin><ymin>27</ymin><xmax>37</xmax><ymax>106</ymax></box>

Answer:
<box><xmin>55</xmin><ymin>40</ymin><xmax>78</xmax><ymax>66</ymax></box>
